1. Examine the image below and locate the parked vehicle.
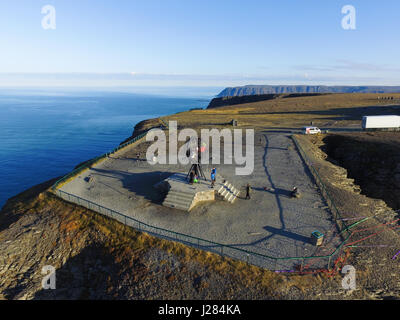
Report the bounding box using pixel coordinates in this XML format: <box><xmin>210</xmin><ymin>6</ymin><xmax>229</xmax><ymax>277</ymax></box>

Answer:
<box><xmin>362</xmin><ymin>115</ymin><xmax>400</xmax><ymax>130</ymax></box>
<box><xmin>302</xmin><ymin>126</ymin><xmax>321</xmax><ymax>134</ymax></box>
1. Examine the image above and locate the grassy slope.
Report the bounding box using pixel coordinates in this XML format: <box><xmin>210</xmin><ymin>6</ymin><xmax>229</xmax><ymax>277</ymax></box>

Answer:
<box><xmin>0</xmin><ymin>179</ymin><xmax>331</xmax><ymax>300</ymax></box>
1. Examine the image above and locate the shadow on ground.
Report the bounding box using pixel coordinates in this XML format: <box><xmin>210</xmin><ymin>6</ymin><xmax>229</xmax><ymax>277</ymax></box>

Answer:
<box><xmin>32</xmin><ymin>244</ymin><xmax>124</xmax><ymax>300</ymax></box>
<box><xmin>90</xmin><ymin>167</ymin><xmax>173</xmax><ymax>204</ymax></box>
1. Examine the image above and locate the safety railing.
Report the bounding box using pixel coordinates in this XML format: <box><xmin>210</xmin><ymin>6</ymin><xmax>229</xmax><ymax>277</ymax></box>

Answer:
<box><xmin>49</xmin><ymin>122</ymin><xmax>353</xmax><ymax>272</ymax></box>
<box><xmin>159</xmin><ymin>117</ymin><xmax>169</xmax><ymax>129</ymax></box>
<box><xmin>52</xmin><ymin>186</ymin><xmax>350</xmax><ymax>271</ymax></box>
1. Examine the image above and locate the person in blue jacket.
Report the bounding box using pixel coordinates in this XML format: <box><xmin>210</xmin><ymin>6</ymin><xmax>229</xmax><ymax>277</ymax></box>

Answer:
<box><xmin>210</xmin><ymin>167</ymin><xmax>216</xmax><ymax>188</ymax></box>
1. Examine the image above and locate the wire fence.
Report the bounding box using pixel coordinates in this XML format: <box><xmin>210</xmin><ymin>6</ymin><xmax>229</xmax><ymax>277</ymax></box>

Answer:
<box><xmin>50</xmin><ymin>123</ymin><xmax>353</xmax><ymax>272</ymax></box>
<box><xmin>53</xmin><ymin>188</ymin><xmax>349</xmax><ymax>271</ymax></box>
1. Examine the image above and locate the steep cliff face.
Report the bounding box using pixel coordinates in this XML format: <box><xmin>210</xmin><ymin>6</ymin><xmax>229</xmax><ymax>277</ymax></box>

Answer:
<box><xmin>321</xmin><ymin>133</ymin><xmax>400</xmax><ymax>211</ymax></box>
<box><xmin>207</xmin><ymin>94</ymin><xmax>280</xmax><ymax>109</ymax></box>
<box><xmin>216</xmin><ymin>85</ymin><xmax>400</xmax><ymax>98</ymax></box>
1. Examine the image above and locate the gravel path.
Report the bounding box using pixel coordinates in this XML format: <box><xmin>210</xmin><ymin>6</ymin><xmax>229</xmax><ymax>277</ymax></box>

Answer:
<box><xmin>59</xmin><ymin>132</ymin><xmax>336</xmax><ymax>270</ymax></box>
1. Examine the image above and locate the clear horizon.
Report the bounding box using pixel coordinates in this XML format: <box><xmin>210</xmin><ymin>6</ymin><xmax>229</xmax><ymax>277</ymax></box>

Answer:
<box><xmin>1</xmin><ymin>0</ymin><xmax>400</xmax><ymax>87</ymax></box>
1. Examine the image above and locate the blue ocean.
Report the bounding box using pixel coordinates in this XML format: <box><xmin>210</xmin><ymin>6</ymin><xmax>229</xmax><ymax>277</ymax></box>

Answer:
<box><xmin>0</xmin><ymin>88</ymin><xmax>215</xmax><ymax>208</ymax></box>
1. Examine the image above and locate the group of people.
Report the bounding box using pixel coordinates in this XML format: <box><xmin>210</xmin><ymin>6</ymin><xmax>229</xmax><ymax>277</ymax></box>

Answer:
<box><xmin>188</xmin><ymin>166</ymin><xmax>217</xmax><ymax>188</ymax></box>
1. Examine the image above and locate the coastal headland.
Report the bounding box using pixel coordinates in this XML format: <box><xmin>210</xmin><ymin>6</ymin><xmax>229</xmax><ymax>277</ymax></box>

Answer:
<box><xmin>1</xmin><ymin>92</ymin><xmax>400</xmax><ymax>299</ymax></box>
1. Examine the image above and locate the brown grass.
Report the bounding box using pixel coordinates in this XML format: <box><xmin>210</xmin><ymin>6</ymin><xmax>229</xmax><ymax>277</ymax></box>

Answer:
<box><xmin>37</xmin><ymin>190</ymin><xmax>324</xmax><ymax>294</ymax></box>
<box><xmin>160</xmin><ymin>93</ymin><xmax>400</xmax><ymax>130</ymax></box>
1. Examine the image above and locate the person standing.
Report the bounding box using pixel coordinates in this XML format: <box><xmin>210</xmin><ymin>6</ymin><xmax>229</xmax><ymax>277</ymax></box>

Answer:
<box><xmin>210</xmin><ymin>167</ymin><xmax>216</xmax><ymax>188</ymax></box>
<box><xmin>245</xmin><ymin>183</ymin><xmax>251</xmax><ymax>200</ymax></box>
<box><xmin>189</xmin><ymin>170</ymin><xmax>194</xmax><ymax>184</ymax></box>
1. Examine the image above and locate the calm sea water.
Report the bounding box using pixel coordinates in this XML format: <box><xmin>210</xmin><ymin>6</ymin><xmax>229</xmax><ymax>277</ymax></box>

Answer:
<box><xmin>0</xmin><ymin>88</ymin><xmax>213</xmax><ymax>208</ymax></box>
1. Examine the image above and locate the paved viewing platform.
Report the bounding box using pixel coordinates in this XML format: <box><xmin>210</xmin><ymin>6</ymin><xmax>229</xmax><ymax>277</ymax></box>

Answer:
<box><xmin>58</xmin><ymin>131</ymin><xmax>339</xmax><ymax>270</ymax></box>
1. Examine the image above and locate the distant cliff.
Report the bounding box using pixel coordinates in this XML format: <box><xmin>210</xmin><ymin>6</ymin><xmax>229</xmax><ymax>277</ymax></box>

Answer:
<box><xmin>216</xmin><ymin>85</ymin><xmax>400</xmax><ymax>97</ymax></box>
<box><xmin>207</xmin><ymin>93</ymin><xmax>327</xmax><ymax>109</ymax></box>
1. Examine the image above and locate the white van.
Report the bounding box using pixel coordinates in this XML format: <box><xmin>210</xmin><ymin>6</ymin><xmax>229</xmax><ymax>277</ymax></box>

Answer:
<box><xmin>302</xmin><ymin>126</ymin><xmax>321</xmax><ymax>134</ymax></box>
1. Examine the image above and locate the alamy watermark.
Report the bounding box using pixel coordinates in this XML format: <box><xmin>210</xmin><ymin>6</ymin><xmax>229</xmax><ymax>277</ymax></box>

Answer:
<box><xmin>341</xmin><ymin>5</ymin><xmax>356</xmax><ymax>30</ymax></box>
<box><xmin>145</xmin><ymin>121</ymin><xmax>254</xmax><ymax>175</ymax></box>
<box><xmin>41</xmin><ymin>5</ymin><xmax>56</xmax><ymax>30</ymax></box>
<box><xmin>341</xmin><ymin>265</ymin><xmax>356</xmax><ymax>290</ymax></box>
<box><xmin>39</xmin><ymin>5</ymin><xmax>355</xmax><ymax>32</ymax></box>
<box><xmin>41</xmin><ymin>265</ymin><xmax>56</xmax><ymax>289</ymax></box>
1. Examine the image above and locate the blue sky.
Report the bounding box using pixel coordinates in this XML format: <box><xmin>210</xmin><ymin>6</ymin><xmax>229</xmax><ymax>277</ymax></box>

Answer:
<box><xmin>1</xmin><ymin>0</ymin><xmax>400</xmax><ymax>87</ymax></box>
